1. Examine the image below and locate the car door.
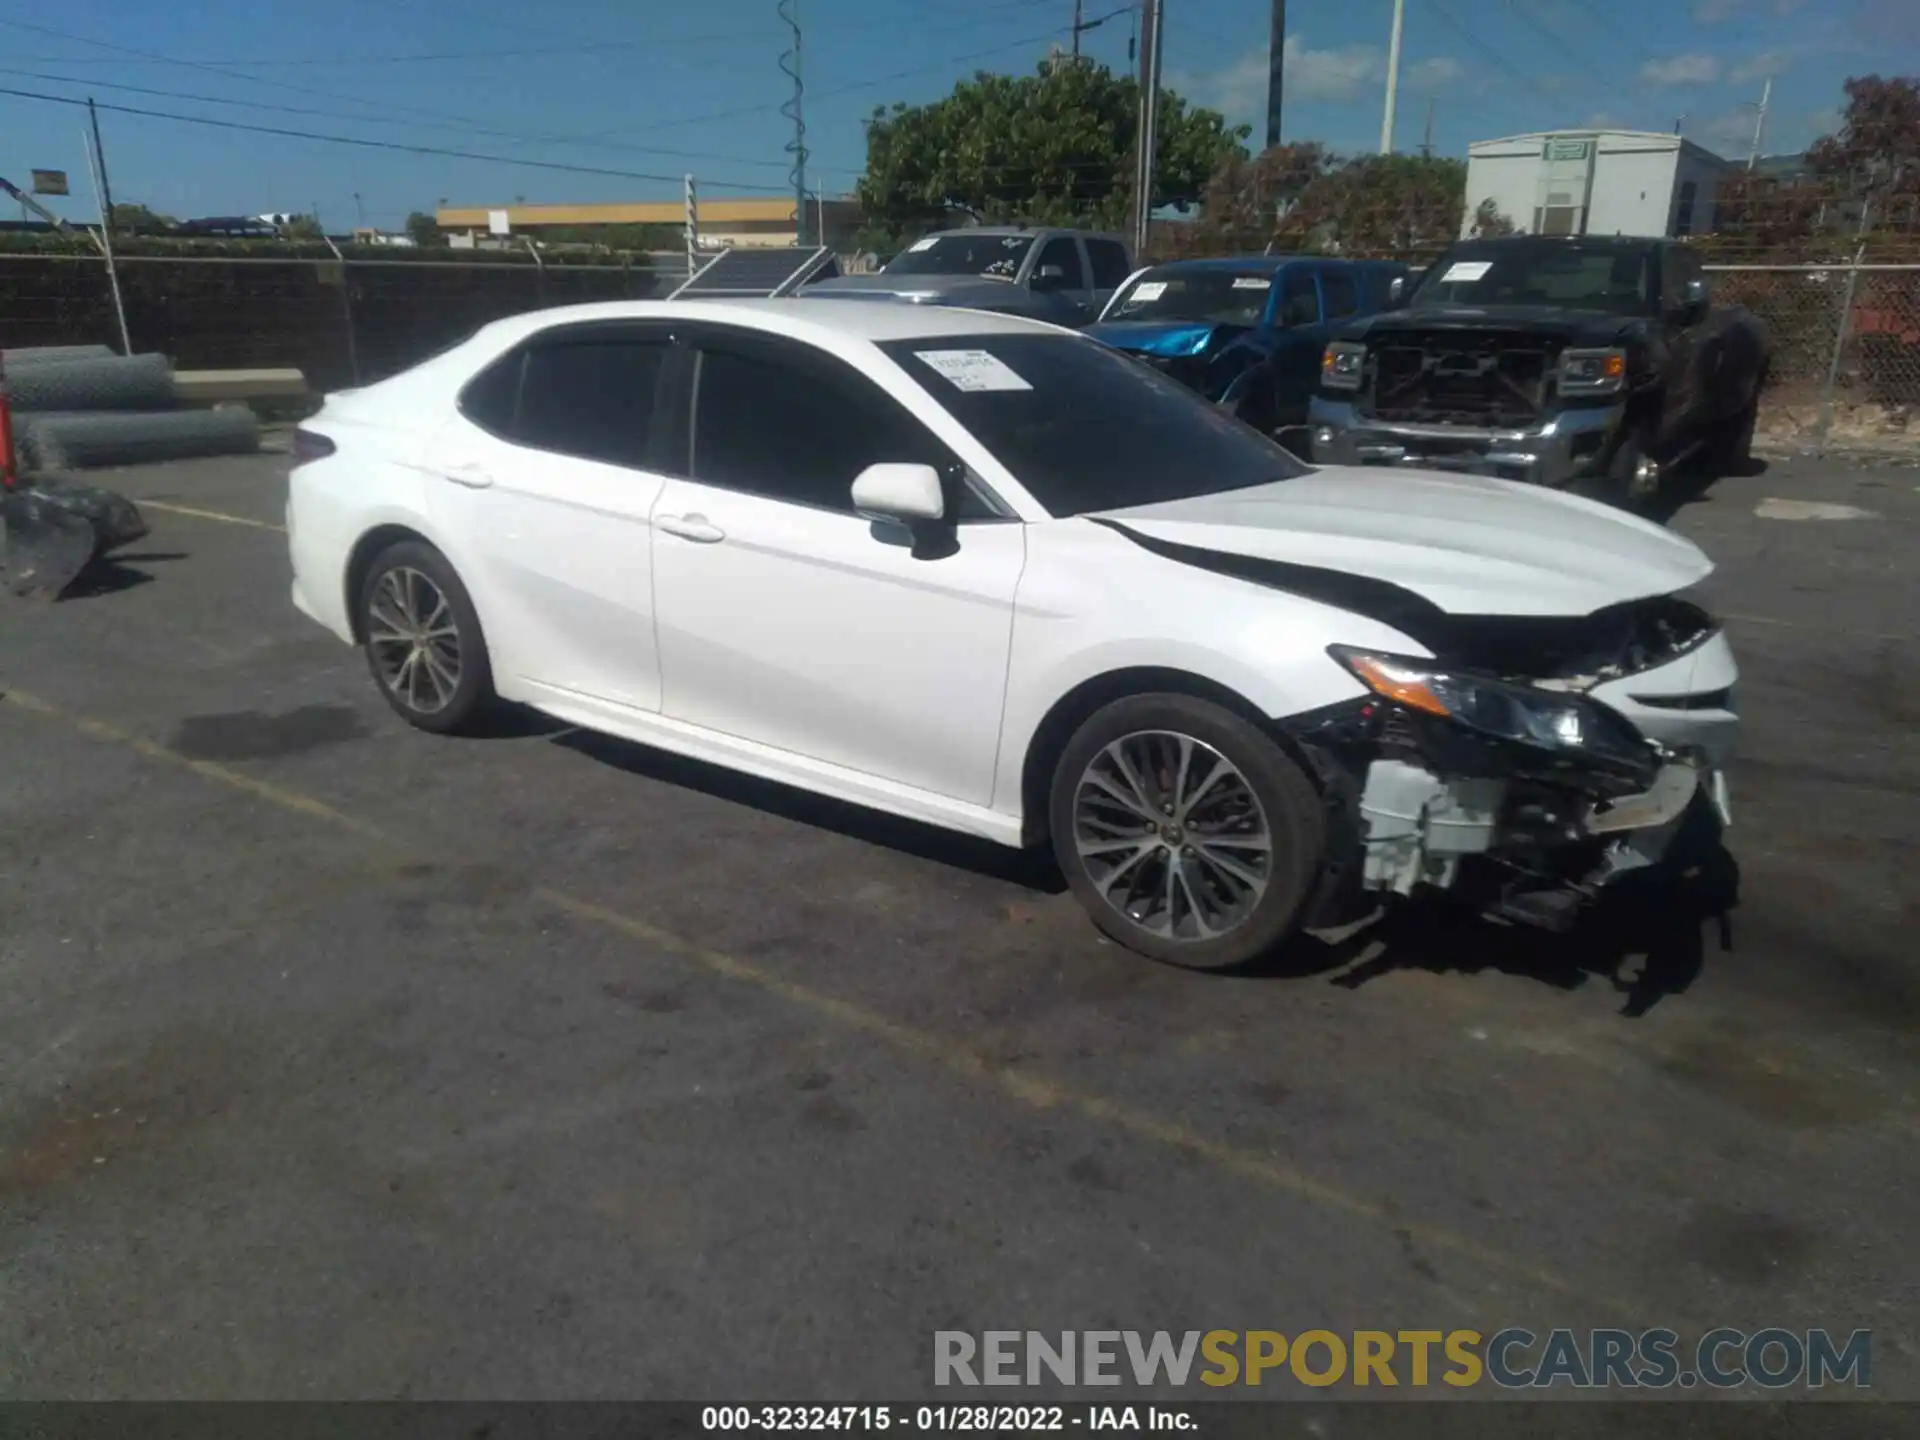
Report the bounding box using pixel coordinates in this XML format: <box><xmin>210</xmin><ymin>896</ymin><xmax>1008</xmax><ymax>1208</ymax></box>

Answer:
<box><xmin>1030</xmin><ymin>234</ymin><xmax>1095</xmax><ymax>324</ymax></box>
<box><xmin>1654</xmin><ymin>245</ymin><xmax>1718</xmax><ymax>450</ymax></box>
<box><xmin>647</xmin><ymin>325</ymin><xmax>1027</xmax><ymax>806</ymax></box>
<box><xmin>1271</xmin><ymin>264</ymin><xmax>1330</xmax><ymax>412</ymax></box>
<box><xmin>428</xmin><ymin>321</ymin><xmax>676</xmax><ymax>710</ymax></box>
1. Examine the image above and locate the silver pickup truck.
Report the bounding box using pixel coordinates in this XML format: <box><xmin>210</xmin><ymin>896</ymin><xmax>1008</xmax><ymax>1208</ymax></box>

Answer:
<box><xmin>799</xmin><ymin>226</ymin><xmax>1135</xmax><ymax>327</ymax></box>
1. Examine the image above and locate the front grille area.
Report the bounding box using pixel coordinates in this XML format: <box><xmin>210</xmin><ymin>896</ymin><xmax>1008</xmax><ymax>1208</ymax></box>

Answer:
<box><xmin>1362</xmin><ymin>330</ymin><xmax>1559</xmax><ymax>426</ymax></box>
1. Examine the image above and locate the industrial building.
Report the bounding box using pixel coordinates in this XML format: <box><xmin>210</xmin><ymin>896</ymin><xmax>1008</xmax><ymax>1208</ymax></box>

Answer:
<box><xmin>435</xmin><ymin>197</ymin><xmax>865</xmax><ymax>251</ymax></box>
<box><xmin>1462</xmin><ymin>130</ymin><xmax>1739</xmax><ymax>239</ymax></box>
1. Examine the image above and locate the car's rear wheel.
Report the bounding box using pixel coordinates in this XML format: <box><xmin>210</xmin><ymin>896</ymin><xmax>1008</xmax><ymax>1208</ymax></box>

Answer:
<box><xmin>357</xmin><ymin>539</ymin><xmax>494</xmax><ymax>733</ymax></box>
<box><xmin>1712</xmin><ymin>393</ymin><xmax>1759</xmax><ymax>475</ymax></box>
<box><xmin>1048</xmin><ymin>694</ymin><xmax>1326</xmax><ymax>970</ymax></box>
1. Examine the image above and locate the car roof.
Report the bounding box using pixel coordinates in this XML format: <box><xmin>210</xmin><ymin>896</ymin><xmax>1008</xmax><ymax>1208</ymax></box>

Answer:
<box><xmin>924</xmin><ymin>225</ymin><xmax>1121</xmax><ymax>241</ymax></box>
<box><xmin>467</xmin><ymin>297</ymin><xmax>1073</xmax><ymax>349</ymax></box>
<box><xmin>1142</xmin><ymin>254</ymin><xmax>1336</xmax><ymax>273</ymax></box>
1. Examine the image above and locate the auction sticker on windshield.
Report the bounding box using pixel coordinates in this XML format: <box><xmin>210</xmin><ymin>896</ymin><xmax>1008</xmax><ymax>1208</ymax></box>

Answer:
<box><xmin>1231</xmin><ymin>277</ymin><xmax>1271</xmax><ymax>290</ymax></box>
<box><xmin>1129</xmin><ymin>281</ymin><xmax>1168</xmax><ymax>302</ymax></box>
<box><xmin>907</xmin><ymin>237</ymin><xmax>938</xmax><ymax>252</ymax></box>
<box><xmin>1440</xmin><ymin>260</ymin><xmax>1493</xmax><ymax>282</ymax></box>
<box><xmin>912</xmin><ymin>350</ymin><xmax>1034</xmax><ymax>392</ymax></box>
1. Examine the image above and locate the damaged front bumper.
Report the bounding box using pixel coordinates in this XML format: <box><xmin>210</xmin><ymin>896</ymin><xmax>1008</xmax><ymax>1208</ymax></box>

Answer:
<box><xmin>1290</xmin><ymin>628</ymin><xmax>1739</xmax><ymax>930</ymax></box>
<box><xmin>1307</xmin><ymin>397</ymin><xmax>1623</xmax><ymax>488</ymax></box>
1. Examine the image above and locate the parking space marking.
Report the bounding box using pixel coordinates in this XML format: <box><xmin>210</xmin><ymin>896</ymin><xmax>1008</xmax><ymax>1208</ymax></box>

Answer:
<box><xmin>0</xmin><ymin>681</ymin><xmax>1642</xmax><ymax>1321</ymax></box>
<box><xmin>138</xmin><ymin>500</ymin><xmax>286</xmax><ymax>532</ymax></box>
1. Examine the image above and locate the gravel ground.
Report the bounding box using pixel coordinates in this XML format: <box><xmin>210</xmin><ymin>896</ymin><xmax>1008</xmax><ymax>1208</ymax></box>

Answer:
<box><xmin>0</xmin><ymin>450</ymin><xmax>1913</xmax><ymax>1404</ymax></box>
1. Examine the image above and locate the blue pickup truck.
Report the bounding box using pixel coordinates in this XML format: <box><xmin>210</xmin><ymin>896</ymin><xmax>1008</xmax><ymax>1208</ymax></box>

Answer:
<box><xmin>1085</xmin><ymin>255</ymin><xmax>1409</xmax><ymax>435</ymax></box>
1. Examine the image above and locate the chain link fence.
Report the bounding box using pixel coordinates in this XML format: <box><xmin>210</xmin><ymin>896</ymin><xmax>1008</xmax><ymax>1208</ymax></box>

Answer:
<box><xmin>0</xmin><ymin>249</ymin><xmax>694</xmax><ymax>396</ymax></box>
<box><xmin>1707</xmin><ymin>261</ymin><xmax>1920</xmax><ymax>446</ymax></box>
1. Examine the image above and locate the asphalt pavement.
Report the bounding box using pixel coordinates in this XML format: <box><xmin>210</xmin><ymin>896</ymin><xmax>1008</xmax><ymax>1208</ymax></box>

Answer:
<box><xmin>0</xmin><ymin>446</ymin><xmax>1914</xmax><ymax>1402</ymax></box>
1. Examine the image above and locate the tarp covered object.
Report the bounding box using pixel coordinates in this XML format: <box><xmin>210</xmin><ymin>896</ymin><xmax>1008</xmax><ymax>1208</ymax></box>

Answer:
<box><xmin>0</xmin><ymin>481</ymin><xmax>149</xmax><ymax>600</ymax></box>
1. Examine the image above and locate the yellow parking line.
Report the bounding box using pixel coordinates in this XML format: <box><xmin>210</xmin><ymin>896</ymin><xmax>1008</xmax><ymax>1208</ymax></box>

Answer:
<box><xmin>139</xmin><ymin>499</ymin><xmax>286</xmax><ymax>533</ymax></box>
<box><xmin>0</xmin><ymin>685</ymin><xmax>1643</xmax><ymax>1320</ymax></box>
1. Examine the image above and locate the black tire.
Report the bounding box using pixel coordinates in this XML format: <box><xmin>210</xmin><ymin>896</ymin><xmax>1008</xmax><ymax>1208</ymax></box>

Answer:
<box><xmin>356</xmin><ymin>539</ymin><xmax>495</xmax><ymax>734</ymax></box>
<box><xmin>1047</xmin><ymin>693</ymin><xmax>1327</xmax><ymax>970</ymax></box>
<box><xmin>1593</xmin><ymin>429</ymin><xmax>1660</xmax><ymax>511</ymax></box>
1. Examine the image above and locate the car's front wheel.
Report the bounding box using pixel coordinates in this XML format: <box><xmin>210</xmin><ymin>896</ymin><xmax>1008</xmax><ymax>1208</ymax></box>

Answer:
<box><xmin>357</xmin><ymin>539</ymin><xmax>494</xmax><ymax>733</ymax></box>
<box><xmin>1048</xmin><ymin>694</ymin><xmax>1327</xmax><ymax>970</ymax></box>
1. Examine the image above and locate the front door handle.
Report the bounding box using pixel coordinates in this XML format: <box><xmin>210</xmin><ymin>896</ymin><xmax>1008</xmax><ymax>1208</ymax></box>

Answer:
<box><xmin>655</xmin><ymin>513</ymin><xmax>725</xmax><ymax>544</ymax></box>
<box><xmin>443</xmin><ymin>463</ymin><xmax>495</xmax><ymax>489</ymax></box>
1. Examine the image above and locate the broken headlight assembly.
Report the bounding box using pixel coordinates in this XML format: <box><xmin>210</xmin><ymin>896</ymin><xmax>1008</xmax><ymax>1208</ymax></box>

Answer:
<box><xmin>1557</xmin><ymin>346</ymin><xmax>1627</xmax><ymax>398</ymax></box>
<box><xmin>1329</xmin><ymin>645</ymin><xmax>1658</xmax><ymax>785</ymax></box>
<box><xmin>1321</xmin><ymin>341</ymin><xmax>1366</xmax><ymax>391</ymax></box>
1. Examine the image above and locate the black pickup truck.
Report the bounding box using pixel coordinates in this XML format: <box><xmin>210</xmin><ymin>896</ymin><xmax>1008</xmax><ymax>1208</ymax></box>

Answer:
<box><xmin>1307</xmin><ymin>235</ymin><xmax>1769</xmax><ymax>507</ymax></box>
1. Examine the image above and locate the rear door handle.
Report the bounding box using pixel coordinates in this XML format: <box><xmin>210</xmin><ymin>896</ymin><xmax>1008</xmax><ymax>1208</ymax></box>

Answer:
<box><xmin>443</xmin><ymin>463</ymin><xmax>495</xmax><ymax>489</ymax></box>
<box><xmin>655</xmin><ymin>513</ymin><xmax>725</xmax><ymax>544</ymax></box>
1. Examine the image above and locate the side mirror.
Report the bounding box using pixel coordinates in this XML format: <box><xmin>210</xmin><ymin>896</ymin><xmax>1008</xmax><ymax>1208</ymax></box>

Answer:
<box><xmin>1677</xmin><ymin>276</ymin><xmax>1710</xmax><ymax>319</ymax></box>
<box><xmin>1384</xmin><ymin>276</ymin><xmax>1406</xmax><ymax>309</ymax></box>
<box><xmin>851</xmin><ymin>462</ymin><xmax>945</xmax><ymax>524</ymax></box>
<box><xmin>1031</xmin><ymin>263</ymin><xmax>1067</xmax><ymax>291</ymax></box>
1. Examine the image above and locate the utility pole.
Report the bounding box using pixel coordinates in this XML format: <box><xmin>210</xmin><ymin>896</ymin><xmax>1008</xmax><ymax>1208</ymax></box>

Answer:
<box><xmin>1747</xmin><ymin>75</ymin><xmax>1771</xmax><ymax>170</ymax></box>
<box><xmin>1265</xmin><ymin>0</ymin><xmax>1285</xmax><ymax>149</ymax></box>
<box><xmin>1674</xmin><ymin>114</ymin><xmax>1687</xmax><ymax>136</ymax></box>
<box><xmin>1131</xmin><ymin>0</ymin><xmax>1164</xmax><ymax>257</ymax></box>
<box><xmin>1072</xmin><ymin>0</ymin><xmax>1083</xmax><ymax>58</ymax></box>
<box><xmin>684</xmin><ymin>173</ymin><xmax>699</xmax><ymax>277</ymax></box>
<box><xmin>86</xmin><ymin>98</ymin><xmax>115</xmax><ymax>236</ymax></box>
<box><xmin>1421</xmin><ymin>96</ymin><xmax>1436</xmax><ymax>158</ymax></box>
<box><xmin>779</xmin><ymin>0</ymin><xmax>808</xmax><ymax>247</ymax></box>
<box><xmin>1379</xmin><ymin>0</ymin><xmax>1405</xmax><ymax>155</ymax></box>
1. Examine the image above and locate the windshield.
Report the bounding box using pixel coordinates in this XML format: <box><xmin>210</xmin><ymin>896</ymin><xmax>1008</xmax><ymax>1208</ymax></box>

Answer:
<box><xmin>1106</xmin><ymin>267</ymin><xmax>1275</xmax><ymax>325</ymax></box>
<box><xmin>883</xmin><ymin>234</ymin><xmax>1034</xmax><ymax>280</ymax></box>
<box><xmin>878</xmin><ymin>333</ymin><xmax>1308</xmax><ymax>517</ymax></box>
<box><xmin>1411</xmin><ymin>241</ymin><xmax>1652</xmax><ymax>315</ymax></box>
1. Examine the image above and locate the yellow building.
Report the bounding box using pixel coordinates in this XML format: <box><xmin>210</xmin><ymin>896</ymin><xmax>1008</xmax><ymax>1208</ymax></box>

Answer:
<box><xmin>435</xmin><ymin>197</ymin><xmax>865</xmax><ymax>251</ymax></box>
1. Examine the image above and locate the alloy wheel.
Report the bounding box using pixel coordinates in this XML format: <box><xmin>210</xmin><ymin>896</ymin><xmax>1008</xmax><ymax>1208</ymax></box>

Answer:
<box><xmin>1071</xmin><ymin>729</ymin><xmax>1273</xmax><ymax>942</ymax></box>
<box><xmin>366</xmin><ymin>566</ymin><xmax>462</xmax><ymax>714</ymax></box>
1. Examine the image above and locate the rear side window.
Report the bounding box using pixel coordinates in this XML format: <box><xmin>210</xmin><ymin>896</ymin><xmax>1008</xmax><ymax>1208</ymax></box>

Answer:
<box><xmin>1321</xmin><ymin>269</ymin><xmax>1360</xmax><ymax>319</ymax></box>
<box><xmin>513</xmin><ymin>339</ymin><xmax>669</xmax><ymax>469</ymax></box>
<box><xmin>1086</xmin><ymin>239</ymin><xmax>1133</xmax><ymax>288</ymax></box>
<box><xmin>459</xmin><ymin>351</ymin><xmax>523</xmax><ymax>435</ymax></box>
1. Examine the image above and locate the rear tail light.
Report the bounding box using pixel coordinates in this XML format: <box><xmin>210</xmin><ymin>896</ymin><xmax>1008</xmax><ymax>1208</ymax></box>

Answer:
<box><xmin>292</xmin><ymin>427</ymin><xmax>336</xmax><ymax>462</ymax></box>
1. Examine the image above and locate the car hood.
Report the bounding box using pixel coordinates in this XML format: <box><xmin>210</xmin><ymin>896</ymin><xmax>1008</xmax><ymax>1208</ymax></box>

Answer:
<box><xmin>1084</xmin><ymin>319</ymin><xmax>1248</xmax><ymax>357</ymax></box>
<box><xmin>1090</xmin><ymin>466</ymin><xmax>1711</xmax><ymax>618</ymax></box>
<box><xmin>1342</xmin><ymin>305</ymin><xmax>1639</xmax><ymax>347</ymax></box>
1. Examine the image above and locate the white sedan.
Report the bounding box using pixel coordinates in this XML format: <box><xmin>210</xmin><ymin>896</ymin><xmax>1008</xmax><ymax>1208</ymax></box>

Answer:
<box><xmin>288</xmin><ymin>299</ymin><xmax>1738</xmax><ymax>969</ymax></box>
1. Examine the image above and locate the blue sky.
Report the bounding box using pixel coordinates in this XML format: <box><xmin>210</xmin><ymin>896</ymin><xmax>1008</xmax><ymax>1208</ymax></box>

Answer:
<box><xmin>0</xmin><ymin>0</ymin><xmax>1909</xmax><ymax>228</ymax></box>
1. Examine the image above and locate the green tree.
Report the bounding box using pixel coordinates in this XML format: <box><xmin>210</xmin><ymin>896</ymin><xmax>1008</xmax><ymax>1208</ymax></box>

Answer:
<box><xmin>110</xmin><ymin>202</ymin><xmax>174</xmax><ymax>232</ymax></box>
<box><xmin>1469</xmin><ymin>197</ymin><xmax>1517</xmax><ymax>238</ymax></box>
<box><xmin>855</xmin><ymin>59</ymin><xmax>1249</xmax><ymax>248</ymax></box>
<box><xmin>1275</xmin><ymin>154</ymin><xmax>1468</xmax><ymax>256</ymax></box>
<box><xmin>405</xmin><ymin>210</ymin><xmax>446</xmax><ymax>246</ymax></box>
<box><xmin>283</xmin><ymin>214</ymin><xmax>324</xmax><ymax>240</ymax></box>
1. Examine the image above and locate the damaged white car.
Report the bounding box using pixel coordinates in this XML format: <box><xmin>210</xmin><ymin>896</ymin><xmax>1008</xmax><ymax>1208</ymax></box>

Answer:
<box><xmin>288</xmin><ymin>299</ymin><xmax>1736</xmax><ymax>970</ymax></box>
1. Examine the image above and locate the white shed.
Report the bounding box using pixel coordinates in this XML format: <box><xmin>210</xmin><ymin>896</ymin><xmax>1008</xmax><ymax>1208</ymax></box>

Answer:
<box><xmin>1463</xmin><ymin>131</ymin><xmax>1738</xmax><ymax>239</ymax></box>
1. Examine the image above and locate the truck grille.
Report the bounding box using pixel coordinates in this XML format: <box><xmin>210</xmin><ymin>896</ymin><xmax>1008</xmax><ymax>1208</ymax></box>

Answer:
<box><xmin>1362</xmin><ymin>331</ymin><xmax>1558</xmax><ymax>426</ymax></box>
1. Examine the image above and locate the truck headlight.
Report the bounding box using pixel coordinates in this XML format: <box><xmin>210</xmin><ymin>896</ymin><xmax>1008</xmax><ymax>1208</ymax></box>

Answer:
<box><xmin>1329</xmin><ymin>646</ymin><xmax>1656</xmax><ymax>780</ymax></box>
<box><xmin>1321</xmin><ymin>341</ymin><xmax>1366</xmax><ymax>391</ymax></box>
<box><xmin>1558</xmin><ymin>347</ymin><xmax>1627</xmax><ymax>396</ymax></box>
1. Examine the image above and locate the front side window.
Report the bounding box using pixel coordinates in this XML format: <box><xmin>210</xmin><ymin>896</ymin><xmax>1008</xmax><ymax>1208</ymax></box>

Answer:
<box><xmin>1279</xmin><ymin>270</ymin><xmax>1320</xmax><ymax>326</ymax></box>
<box><xmin>880</xmin><ymin>333</ymin><xmax>1308</xmax><ymax>518</ymax></box>
<box><xmin>882</xmin><ymin>233</ymin><xmax>1034</xmax><ymax>280</ymax></box>
<box><xmin>1034</xmin><ymin>237</ymin><xmax>1087</xmax><ymax>289</ymax></box>
<box><xmin>690</xmin><ymin>336</ymin><xmax>992</xmax><ymax>518</ymax></box>
<box><xmin>1107</xmin><ymin>267</ymin><xmax>1276</xmax><ymax>326</ymax></box>
<box><xmin>1321</xmin><ymin>270</ymin><xmax>1360</xmax><ymax>320</ymax></box>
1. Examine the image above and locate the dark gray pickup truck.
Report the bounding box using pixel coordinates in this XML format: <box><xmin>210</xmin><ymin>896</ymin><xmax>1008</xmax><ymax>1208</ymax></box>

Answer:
<box><xmin>800</xmin><ymin>226</ymin><xmax>1135</xmax><ymax>327</ymax></box>
<box><xmin>1309</xmin><ymin>235</ymin><xmax>1770</xmax><ymax>508</ymax></box>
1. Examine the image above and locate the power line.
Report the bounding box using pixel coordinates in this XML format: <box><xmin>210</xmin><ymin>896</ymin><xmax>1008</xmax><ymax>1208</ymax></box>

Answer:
<box><xmin>0</xmin><ymin>85</ymin><xmax>795</xmax><ymax>192</ymax></box>
<box><xmin>1421</xmin><ymin>0</ymin><xmax>1561</xmax><ymax>103</ymax></box>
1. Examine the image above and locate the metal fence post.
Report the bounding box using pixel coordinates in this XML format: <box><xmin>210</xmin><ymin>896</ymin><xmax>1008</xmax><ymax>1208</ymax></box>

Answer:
<box><xmin>320</xmin><ymin>234</ymin><xmax>362</xmax><ymax>386</ymax></box>
<box><xmin>1816</xmin><ymin>242</ymin><xmax>1866</xmax><ymax>455</ymax></box>
<box><xmin>524</xmin><ymin>236</ymin><xmax>547</xmax><ymax>305</ymax></box>
<box><xmin>81</xmin><ymin>122</ymin><xmax>132</xmax><ymax>353</ymax></box>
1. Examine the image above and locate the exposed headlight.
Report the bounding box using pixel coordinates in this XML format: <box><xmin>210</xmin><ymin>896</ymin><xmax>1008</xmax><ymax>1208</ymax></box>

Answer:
<box><xmin>1558</xmin><ymin>346</ymin><xmax>1627</xmax><ymax>396</ymax></box>
<box><xmin>1321</xmin><ymin>341</ymin><xmax>1366</xmax><ymax>391</ymax></box>
<box><xmin>1329</xmin><ymin>646</ymin><xmax>1656</xmax><ymax>778</ymax></box>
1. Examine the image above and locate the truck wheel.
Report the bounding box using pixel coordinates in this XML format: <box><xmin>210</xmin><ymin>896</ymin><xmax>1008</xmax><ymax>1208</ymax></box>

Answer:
<box><xmin>1048</xmin><ymin>694</ymin><xmax>1327</xmax><ymax>971</ymax></box>
<box><xmin>1713</xmin><ymin>396</ymin><xmax>1759</xmax><ymax>475</ymax></box>
<box><xmin>1601</xmin><ymin>432</ymin><xmax>1661</xmax><ymax>511</ymax></box>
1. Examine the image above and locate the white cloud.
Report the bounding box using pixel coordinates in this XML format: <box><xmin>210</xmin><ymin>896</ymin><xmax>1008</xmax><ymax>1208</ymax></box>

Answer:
<box><xmin>1640</xmin><ymin>53</ymin><xmax>1723</xmax><ymax>86</ymax></box>
<box><xmin>1698</xmin><ymin>107</ymin><xmax>1763</xmax><ymax>155</ymax></box>
<box><xmin>1172</xmin><ymin>33</ymin><xmax>1463</xmax><ymax>120</ymax></box>
<box><xmin>1730</xmin><ymin>51</ymin><xmax>1790</xmax><ymax>84</ymax></box>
